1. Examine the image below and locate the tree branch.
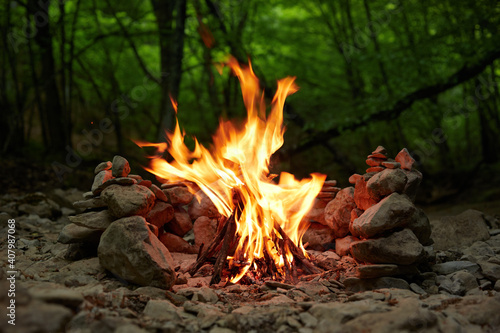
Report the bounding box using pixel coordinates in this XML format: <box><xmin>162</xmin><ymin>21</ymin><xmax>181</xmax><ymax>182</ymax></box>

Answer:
<box><xmin>292</xmin><ymin>47</ymin><xmax>500</xmax><ymax>154</ymax></box>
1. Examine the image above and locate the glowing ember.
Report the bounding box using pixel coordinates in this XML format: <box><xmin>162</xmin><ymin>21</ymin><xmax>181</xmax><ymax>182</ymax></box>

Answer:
<box><xmin>137</xmin><ymin>58</ymin><xmax>326</xmax><ymax>283</ymax></box>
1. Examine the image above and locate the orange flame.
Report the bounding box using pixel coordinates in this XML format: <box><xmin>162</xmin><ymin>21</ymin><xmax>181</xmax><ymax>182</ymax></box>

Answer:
<box><xmin>139</xmin><ymin>58</ymin><xmax>325</xmax><ymax>283</ymax></box>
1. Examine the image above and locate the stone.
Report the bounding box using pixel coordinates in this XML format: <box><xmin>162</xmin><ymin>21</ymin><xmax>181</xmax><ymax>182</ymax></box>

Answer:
<box><xmin>165</xmin><ymin>206</ymin><xmax>193</xmax><ymax>237</ymax></box>
<box><xmin>302</xmin><ymin>222</ymin><xmax>335</xmax><ymax>251</ymax></box>
<box><xmin>193</xmin><ymin>216</ymin><xmax>218</xmax><ymax>248</ymax></box>
<box><xmin>356</xmin><ymin>264</ymin><xmax>399</xmax><ymax>279</ymax></box>
<box><xmin>16</xmin><ymin>301</ymin><xmax>74</xmax><ymax>333</ymax></box>
<box><xmin>368</xmin><ymin>153</ymin><xmax>388</xmax><ymax>159</ymax></box>
<box><xmin>353</xmin><ymin>177</ymin><xmax>378</xmax><ymax>211</ymax></box>
<box><xmin>29</xmin><ymin>284</ymin><xmax>84</xmax><ymax>309</ymax></box>
<box><xmin>381</xmin><ymin>161</ymin><xmax>400</xmax><ymax>169</ymax></box>
<box><xmin>303</xmin><ymin>199</ymin><xmax>327</xmax><ymax>225</ymax></box>
<box><xmin>164</xmin><ymin>186</ymin><xmax>195</xmax><ymax>206</ymax></box>
<box><xmin>350</xmin><ymin>229</ymin><xmax>423</xmax><ymax>265</ymax></box>
<box><xmin>138</xmin><ymin>180</ymin><xmax>153</xmax><ymax>188</ymax></box>
<box><xmin>479</xmin><ymin>261</ymin><xmax>500</xmax><ymax>281</ymax></box>
<box><xmin>348</xmin><ymin>174</ymin><xmax>363</xmax><ymax>185</ymax></box>
<box><xmin>350</xmin><ymin>193</ymin><xmax>416</xmax><ymax>238</ymax></box>
<box><xmin>92</xmin><ymin>177</ymin><xmax>137</xmax><ymax>195</ymax></box>
<box><xmin>18</xmin><ymin>197</ymin><xmax>61</xmax><ymax>219</ymax></box>
<box><xmin>366</xmin><ymin>168</ymin><xmax>408</xmax><ymax>200</ymax></box>
<box><xmin>407</xmin><ymin>208</ymin><xmax>432</xmax><ymax>245</ymax></box>
<box><xmin>431</xmin><ymin>209</ymin><xmax>490</xmax><ymax>251</ymax></box>
<box><xmin>410</xmin><ymin>283</ymin><xmax>427</xmax><ymax>295</ymax></box>
<box><xmin>401</xmin><ymin>169</ymin><xmax>422</xmax><ymax>201</ymax></box>
<box><xmin>395</xmin><ymin>148</ymin><xmax>415</xmax><ymax>170</ymax></box>
<box><xmin>366</xmin><ymin>166</ymin><xmax>384</xmax><ymax>173</ymax></box>
<box><xmin>188</xmin><ymin>191</ymin><xmax>220</xmax><ymax>220</ymax></box>
<box><xmin>146</xmin><ymin>201</ymin><xmax>175</xmax><ymax>229</ymax></box>
<box><xmin>68</xmin><ymin>209</ymin><xmax>114</xmax><ymax>230</ymax></box>
<box><xmin>449</xmin><ymin>271</ymin><xmax>479</xmax><ymax>295</ymax></box>
<box><xmin>159</xmin><ymin>232</ymin><xmax>198</xmax><ymax>254</ymax></box>
<box><xmin>372</xmin><ymin>145</ymin><xmax>387</xmax><ymax>155</ymax></box>
<box><xmin>324</xmin><ymin>187</ymin><xmax>356</xmax><ymax>238</ymax></box>
<box><xmin>335</xmin><ymin>235</ymin><xmax>359</xmax><ymax>256</ymax></box>
<box><xmin>432</xmin><ymin>261</ymin><xmax>480</xmax><ymax>275</ymax></box>
<box><xmin>365</xmin><ymin>158</ymin><xmax>384</xmax><ymax>167</ymax></box>
<box><xmin>58</xmin><ymin>223</ymin><xmax>103</xmax><ymax>244</ymax></box>
<box><xmin>112</xmin><ymin>155</ymin><xmax>131</xmax><ymax>177</ymax></box>
<box><xmin>102</xmin><ymin>184</ymin><xmax>155</xmax><ymax>218</ymax></box>
<box><xmin>150</xmin><ymin>184</ymin><xmax>168</xmax><ymax>202</ymax></box>
<box><xmin>343</xmin><ymin>276</ymin><xmax>410</xmax><ymax>292</ymax></box>
<box><xmin>91</xmin><ymin>170</ymin><xmax>113</xmax><ymax>193</ymax></box>
<box><xmin>73</xmin><ymin>197</ymin><xmax>107</xmax><ymax>210</ymax></box>
<box><xmin>98</xmin><ymin>216</ymin><xmax>176</xmax><ymax>289</ymax></box>
<box><xmin>192</xmin><ymin>287</ymin><xmax>219</xmax><ymax>303</ymax></box>
<box><xmin>143</xmin><ymin>299</ymin><xmax>181</xmax><ymax>321</ymax></box>
<box><xmin>94</xmin><ymin>161</ymin><xmax>112</xmax><ymax>174</ymax></box>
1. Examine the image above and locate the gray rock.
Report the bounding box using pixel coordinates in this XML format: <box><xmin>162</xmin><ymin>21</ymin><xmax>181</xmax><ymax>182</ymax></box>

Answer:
<box><xmin>188</xmin><ymin>191</ymin><xmax>220</xmax><ymax>220</ymax></box>
<box><xmin>410</xmin><ymin>283</ymin><xmax>427</xmax><ymax>295</ymax></box>
<box><xmin>431</xmin><ymin>209</ymin><xmax>490</xmax><ymax>251</ymax></box>
<box><xmin>29</xmin><ymin>284</ymin><xmax>84</xmax><ymax>309</ymax></box>
<box><xmin>115</xmin><ymin>324</ymin><xmax>149</xmax><ymax>333</ymax></box>
<box><xmin>73</xmin><ymin>197</ymin><xmax>107</xmax><ymax>210</ymax></box>
<box><xmin>192</xmin><ymin>287</ymin><xmax>219</xmax><ymax>303</ymax></box>
<box><xmin>98</xmin><ymin>216</ymin><xmax>176</xmax><ymax>289</ymax></box>
<box><xmin>366</xmin><ymin>168</ymin><xmax>408</xmax><ymax>200</ymax></box>
<box><xmin>324</xmin><ymin>187</ymin><xmax>355</xmax><ymax>238</ymax></box>
<box><xmin>146</xmin><ymin>201</ymin><xmax>174</xmax><ymax>229</ymax></box>
<box><xmin>449</xmin><ymin>271</ymin><xmax>478</xmax><ymax>295</ymax></box>
<box><xmin>94</xmin><ymin>161</ymin><xmax>112</xmax><ymax>174</ymax></box>
<box><xmin>112</xmin><ymin>155</ymin><xmax>131</xmax><ymax>177</ymax></box>
<box><xmin>401</xmin><ymin>169</ymin><xmax>422</xmax><ymax>201</ymax></box>
<box><xmin>350</xmin><ymin>193</ymin><xmax>416</xmax><ymax>238</ymax></box>
<box><xmin>92</xmin><ymin>177</ymin><xmax>137</xmax><ymax>195</ymax></box>
<box><xmin>407</xmin><ymin>208</ymin><xmax>432</xmax><ymax>245</ymax></box>
<box><xmin>58</xmin><ymin>223</ymin><xmax>103</xmax><ymax>244</ymax></box>
<box><xmin>18</xmin><ymin>198</ymin><xmax>61</xmax><ymax>219</ymax></box>
<box><xmin>302</xmin><ymin>222</ymin><xmax>335</xmax><ymax>251</ymax></box>
<box><xmin>16</xmin><ymin>301</ymin><xmax>74</xmax><ymax>333</ymax></box>
<box><xmin>343</xmin><ymin>276</ymin><xmax>410</xmax><ymax>292</ymax></box>
<box><xmin>143</xmin><ymin>299</ymin><xmax>181</xmax><ymax>321</ymax></box>
<box><xmin>350</xmin><ymin>229</ymin><xmax>423</xmax><ymax>265</ymax></box>
<box><xmin>165</xmin><ymin>206</ymin><xmax>193</xmax><ymax>237</ymax></box>
<box><xmin>432</xmin><ymin>261</ymin><xmax>480</xmax><ymax>275</ymax></box>
<box><xmin>102</xmin><ymin>184</ymin><xmax>155</xmax><ymax>218</ymax></box>
<box><xmin>91</xmin><ymin>170</ymin><xmax>113</xmax><ymax>192</ymax></box>
<box><xmin>68</xmin><ymin>209</ymin><xmax>114</xmax><ymax>230</ymax></box>
<box><xmin>355</xmin><ymin>264</ymin><xmax>418</xmax><ymax>279</ymax></box>
<box><xmin>479</xmin><ymin>261</ymin><xmax>500</xmax><ymax>281</ymax></box>
<box><xmin>164</xmin><ymin>186</ymin><xmax>195</xmax><ymax>206</ymax></box>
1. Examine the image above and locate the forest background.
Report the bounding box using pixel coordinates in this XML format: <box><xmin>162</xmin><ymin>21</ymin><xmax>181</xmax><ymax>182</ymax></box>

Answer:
<box><xmin>1</xmin><ymin>0</ymin><xmax>499</xmax><ymax>204</ymax></box>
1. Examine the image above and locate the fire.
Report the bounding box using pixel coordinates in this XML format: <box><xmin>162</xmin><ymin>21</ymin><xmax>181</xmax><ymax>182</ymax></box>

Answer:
<box><xmin>137</xmin><ymin>58</ymin><xmax>325</xmax><ymax>283</ymax></box>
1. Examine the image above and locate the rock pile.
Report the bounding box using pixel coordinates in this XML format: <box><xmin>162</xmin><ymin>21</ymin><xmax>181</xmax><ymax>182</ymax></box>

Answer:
<box><xmin>317</xmin><ymin>146</ymin><xmax>433</xmax><ymax>280</ymax></box>
<box><xmin>59</xmin><ymin>156</ymin><xmax>179</xmax><ymax>289</ymax></box>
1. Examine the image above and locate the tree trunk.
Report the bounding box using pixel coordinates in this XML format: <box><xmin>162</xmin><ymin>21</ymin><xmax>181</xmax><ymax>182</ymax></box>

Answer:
<box><xmin>28</xmin><ymin>0</ymin><xmax>67</xmax><ymax>155</ymax></box>
<box><xmin>151</xmin><ymin>0</ymin><xmax>187</xmax><ymax>138</ymax></box>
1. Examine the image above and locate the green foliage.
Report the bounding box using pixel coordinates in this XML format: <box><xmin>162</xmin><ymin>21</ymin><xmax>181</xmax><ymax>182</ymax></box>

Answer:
<box><xmin>1</xmin><ymin>0</ymin><xmax>499</xmax><ymax>187</ymax></box>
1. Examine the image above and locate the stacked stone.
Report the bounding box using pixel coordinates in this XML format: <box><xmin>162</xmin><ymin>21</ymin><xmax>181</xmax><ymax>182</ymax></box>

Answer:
<box><xmin>301</xmin><ymin>181</ymin><xmax>341</xmax><ymax>251</ymax></box>
<box><xmin>58</xmin><ymin>156</ymin><xmax>178</xmax><ymax>289</ymax></box>
<box><xmin>324</xmin><ymin>146</ymin><xmax>433</xmax><ymax>279</ymax></box>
